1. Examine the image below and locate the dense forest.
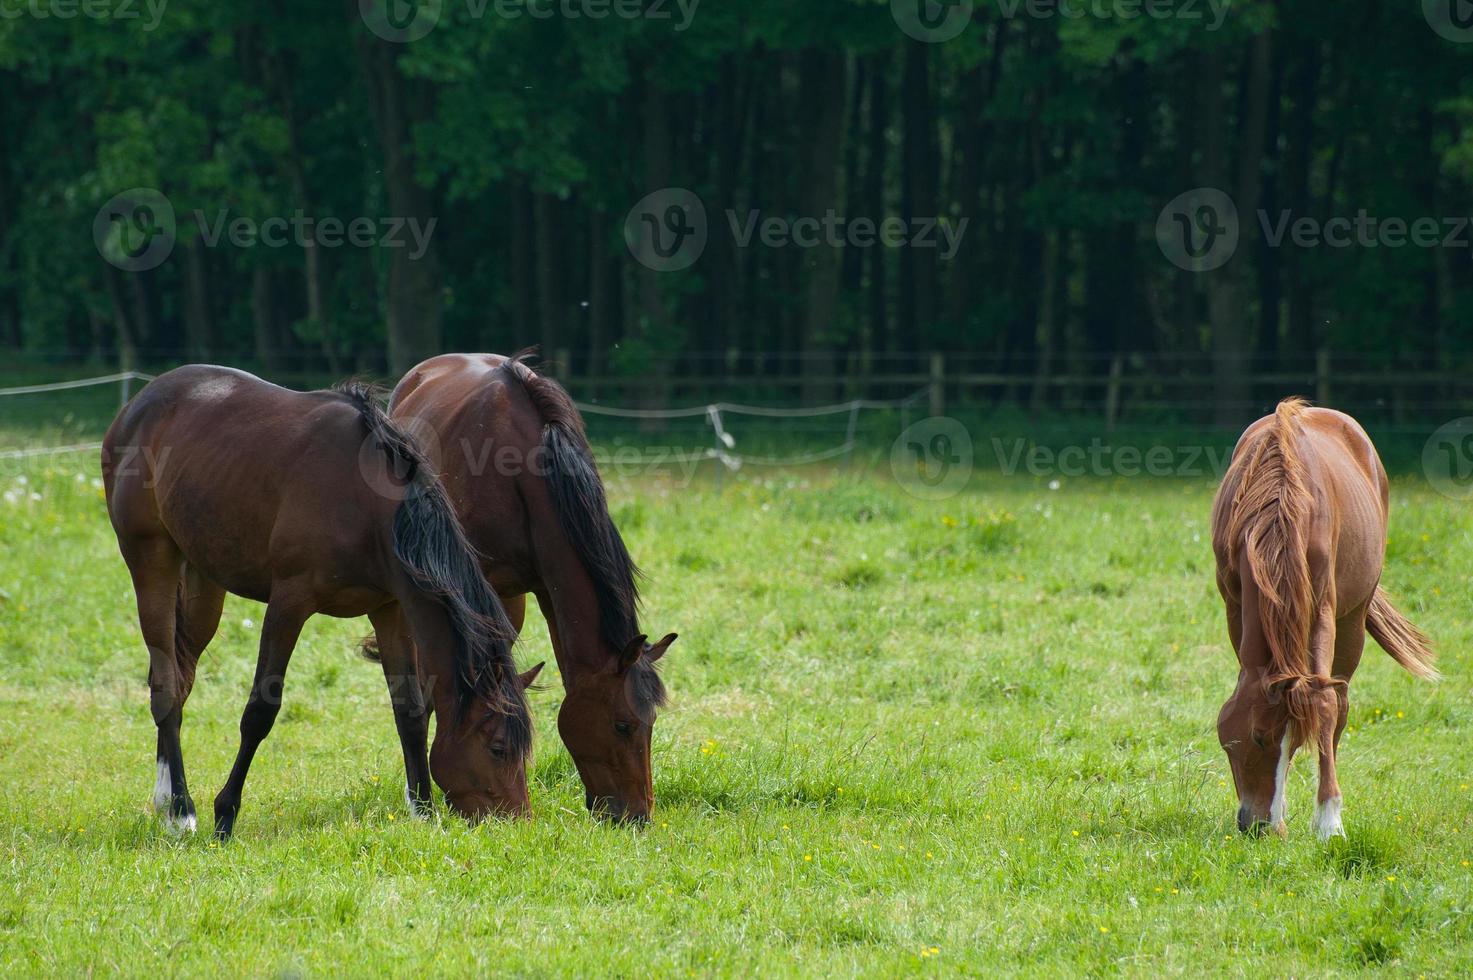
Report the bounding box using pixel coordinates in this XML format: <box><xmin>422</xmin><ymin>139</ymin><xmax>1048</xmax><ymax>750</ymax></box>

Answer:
<box><xmin>2</xmin><ymin>1</ymin><xmax>1471</xmax><ymax>420</ymax></box>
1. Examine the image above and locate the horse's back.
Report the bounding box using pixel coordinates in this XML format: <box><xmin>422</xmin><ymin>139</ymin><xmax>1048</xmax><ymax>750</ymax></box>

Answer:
<box><xmin>1214</xmin><ymin>402</ymin><xmax>1386</xmax><ymax>613</ymax></box>
<box><xmin>103</xmin><ymin>365</ymin><xmax>390</xmax><ymax>602</ymax></box>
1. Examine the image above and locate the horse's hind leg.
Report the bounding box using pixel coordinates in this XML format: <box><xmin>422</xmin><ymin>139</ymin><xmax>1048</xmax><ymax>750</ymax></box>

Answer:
<box><xmin>121</xmin><ymin>534</ymin><xmax>194</xmax><ymax>831</ymax></box>
<box><xmin>212</xmin><ymin>596</ymin><xmax>309</xmax><ymax>839</ymax></box>
<box><xmin>1315</xmin><ymin>611</ymin><xmax>1366</xmax><ymax>840</ymax></box>
<box><xmin>155</xmin><ymin>565</ymin><xmax>227</xmax><ymax>825</ymax></box>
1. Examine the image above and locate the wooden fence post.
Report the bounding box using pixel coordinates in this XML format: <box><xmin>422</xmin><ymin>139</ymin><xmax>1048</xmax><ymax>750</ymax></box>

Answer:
<box><xmin>1316</xmin><ymin>348</ymin><xmax>1331</xmax><ymax>406</ymax></box>
<box><xmin>929</xmin><ymin>351</ymin><xmax>945</xmax><ymax>417</ymax></box>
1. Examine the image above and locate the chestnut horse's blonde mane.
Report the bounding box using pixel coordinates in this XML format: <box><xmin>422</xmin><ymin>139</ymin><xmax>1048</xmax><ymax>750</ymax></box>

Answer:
<box><xmin>1224</xmin><ymin>397</ymin><xmax>1327</xmax><ymax>740</ymax></box>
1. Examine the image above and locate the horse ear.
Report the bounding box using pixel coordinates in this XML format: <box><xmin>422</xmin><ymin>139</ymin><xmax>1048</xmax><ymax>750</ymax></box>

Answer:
<box><xmin>618</xmin><ymin>635</ymin><xmax>648</xmax><ymax>674</ymax></box>
<box><xmin>519</xmin><ymin>662</ymin><xmax>546</xmax><ymax>690</ymax></box>
<box><xmin>645</xmin><ymin>633</ymin><xmax>678</xmax><ymax>663</ymax></box>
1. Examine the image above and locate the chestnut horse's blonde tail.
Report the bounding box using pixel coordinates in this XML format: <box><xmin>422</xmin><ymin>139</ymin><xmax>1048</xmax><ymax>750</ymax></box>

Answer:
<box><xmin>1367</xmin><ymin>586</ymin><xmax>1439</xmax><ymax>681</ymax></box>
<box><xmin>1225</xmin><ymin>397</ymin><xmax>1324</xmax><ymax>740</ymax></box>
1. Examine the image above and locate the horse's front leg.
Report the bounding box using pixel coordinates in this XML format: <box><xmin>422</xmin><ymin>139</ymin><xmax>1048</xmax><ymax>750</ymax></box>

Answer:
<box><xmin>368</xmin><ymin>602</ymin><xmax>434</xmax><ymax>819</ymax></box>
<box><xmin>1316</xmin><ymin>617</ymin><xmax>1366</xmax><ymax>840</ymax></box>
<box><xmin>213</xmin><ymin>597</ymin><xmax>309</xmax><ymax>839</ymax></box>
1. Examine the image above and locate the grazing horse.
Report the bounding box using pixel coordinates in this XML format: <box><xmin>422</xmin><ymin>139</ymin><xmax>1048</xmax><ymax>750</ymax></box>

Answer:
<box><xmin>102</xmin><ymin>366</ymin><xmax>538</xmax><ymax>837</ymax></box>
<box><xmin>384</xmin><ymin>352</ymin><xmax>677</xmax><ymax>824</ymax></box>
<box><xmin>1211</xmin><ymin>398</ymin><xmax>1436</xmax><ymax>838</ymax></box>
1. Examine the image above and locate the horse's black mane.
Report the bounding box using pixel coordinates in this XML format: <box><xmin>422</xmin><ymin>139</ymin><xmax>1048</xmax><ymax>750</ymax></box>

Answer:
<box><xmin>335</xmin><ymin>380</ymin><xmax>533</xmax><ymax>757</ymax></box>
<box><xmin>501</xmin><ymin>354</ymin><xmax>667</xmax><ymax>716</ymax></box>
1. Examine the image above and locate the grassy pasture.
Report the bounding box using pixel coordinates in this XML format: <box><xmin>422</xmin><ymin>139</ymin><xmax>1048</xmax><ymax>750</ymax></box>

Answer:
<box><xmin>0</xmin><ymin>401</ymin><xmax>1470</xmax><ymax>975</ymax></box>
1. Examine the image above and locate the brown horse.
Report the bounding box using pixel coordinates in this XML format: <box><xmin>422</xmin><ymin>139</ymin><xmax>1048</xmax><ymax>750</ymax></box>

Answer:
<box><xmin>102</xmin><ymin>366</ymin><xmax>538</xmax><ymax>838</ymax></box>
<box><xmin>384</xmin><ymin>352</ymin><xmax>676</xmax><ymax>824</ymax></box>
<box><xmin>1211</xmin><ymin>398</ymin><xmax>1436</xmax><ymax>838</ymax></box>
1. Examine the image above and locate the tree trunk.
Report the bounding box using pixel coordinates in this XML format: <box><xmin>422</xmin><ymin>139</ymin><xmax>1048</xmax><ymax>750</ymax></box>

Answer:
<box><xmin>1285</xmin><ymin>43</ymin><xmax>1319</xmax><ymax>360</ymax></box>
<box><xmin>356</xmin><ymin>33</ymin><xmax>442</xmax><ymax>376</ymax></box>
<box><xmin>1204</xmin><ymin>32</ymin><xmax>1272</xmax><ymax>427</ymax></box>
<box><xmin>799</xmin><ymin>48</ymin><xmax>849</xmax><ymax>401</ymax></box>
<box><xmin>183</xmin><ymin>238</ymin><xmax>215</xmax><ymax>359</ymax></box>
<box><xmin>535</xmin><ymin>193</ymin><xmax>561</xmax><ymax>363</ymax></box>
<box><xmin>252</xmin><ymin>265</ymin><xmax>282</xmax><ymax>371</ymax></box>
<box><xmin>901</xmin><ymin>40</ymin><xmax>937</xmax><ymax>351</ymax></box>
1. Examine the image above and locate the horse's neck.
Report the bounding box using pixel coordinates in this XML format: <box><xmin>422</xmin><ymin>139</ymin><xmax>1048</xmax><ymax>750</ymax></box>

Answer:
<box><xmin>397</xmin><ymin>592</ymin><xmax>470</xmax><ymax>715</ymax></box>
<box><xmin>533</xmin><ymin>558</ymin><xmax>618</xmax><ymax>681</ymax></box>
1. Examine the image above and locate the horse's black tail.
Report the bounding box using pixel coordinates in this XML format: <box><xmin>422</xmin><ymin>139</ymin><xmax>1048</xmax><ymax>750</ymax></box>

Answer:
<box><xmin>335</xmin><ymin>381</ymin><xmax>532</xmax><ymax>759</ymax></box>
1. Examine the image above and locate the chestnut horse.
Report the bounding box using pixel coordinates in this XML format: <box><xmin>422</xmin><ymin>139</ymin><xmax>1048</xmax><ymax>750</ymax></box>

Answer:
<box><xmin>383</xmin><ymin>352</ymin><xmax>676</xmax><ymax>824</ymax></box>
<box><xmin>102</xmin><ymin>366</ymin><xmax>538</xmax><ymax>837</ymax></box>
<box><xmin>1211</xmin><ymin>398</ymin><xmax>1436</xmax><ymax>838</ymax></box>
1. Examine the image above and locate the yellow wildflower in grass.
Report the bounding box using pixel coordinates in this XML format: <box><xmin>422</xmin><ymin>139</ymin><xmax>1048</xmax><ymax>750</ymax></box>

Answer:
<box><xmin>1386</xmin><ymin>875</ymin><xmax>1396</xmax><ymax>882</ymax></box>
<box><xmin>1098</xmin><ymin>926</ymin><xmax>1110</xmax><ymax>934</ymax></box>
<box><xmin>803</xmin><ymin>854</ymin><xmax>812</xmax><ymax>862</ymax></box>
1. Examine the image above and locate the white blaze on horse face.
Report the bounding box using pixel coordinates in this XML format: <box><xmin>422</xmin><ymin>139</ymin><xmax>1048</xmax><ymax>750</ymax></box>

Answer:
<box><xmin>1269</xmin><ymin>730</ymin><xmax>1292</xmax><ymax>829</ymax></box>
<box><xmin>1313</xmin><ymin>795</ymin><xmax>1345</xmax><ymax>839</ymax></box>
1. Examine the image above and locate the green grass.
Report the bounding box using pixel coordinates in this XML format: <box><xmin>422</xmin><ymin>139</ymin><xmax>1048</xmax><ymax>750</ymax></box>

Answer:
<box><xmin>2</xmin><ymin>424</ymin><xmax>1471</xmax><ymax>974</ymax></box>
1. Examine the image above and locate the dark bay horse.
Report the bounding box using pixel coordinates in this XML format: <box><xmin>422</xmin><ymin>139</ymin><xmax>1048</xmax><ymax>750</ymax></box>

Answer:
<box><xmin>385</xmin><ymin>353</ymin><xmax>676</xmax><ymax>824</ymax></box>
<box><xmin>102</xmin><ymin>366</ymin><xmax>538</xmax><ymax>837</ymax></box>
<box><xmin>1211</xmin><ymin>398</ymin><xmax>1436</xmax><ymax>838</ymax></box>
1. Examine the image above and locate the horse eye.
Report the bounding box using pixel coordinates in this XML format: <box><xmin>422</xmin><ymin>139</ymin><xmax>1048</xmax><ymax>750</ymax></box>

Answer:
<box><xmin>613</xmin><ymin>721</ymin><xmax>634</xmax><ymax>737</ymax></box>
<box><xmin>489</xmin><ymin>741</ymin><xmax>508</xmax><ymax>760</ymax></box>
<box><xmin>1251</xmin><ymin>731</ymin><xmax>1267</xmax><ymax>750</ymax></box>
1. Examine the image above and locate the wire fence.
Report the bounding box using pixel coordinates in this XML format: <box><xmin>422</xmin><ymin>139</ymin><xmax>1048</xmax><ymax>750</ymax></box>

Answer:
<box><xmin>0</xmin><ymin>371</ymin><xmax>928</xmax><ymax>470</ymax></box>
